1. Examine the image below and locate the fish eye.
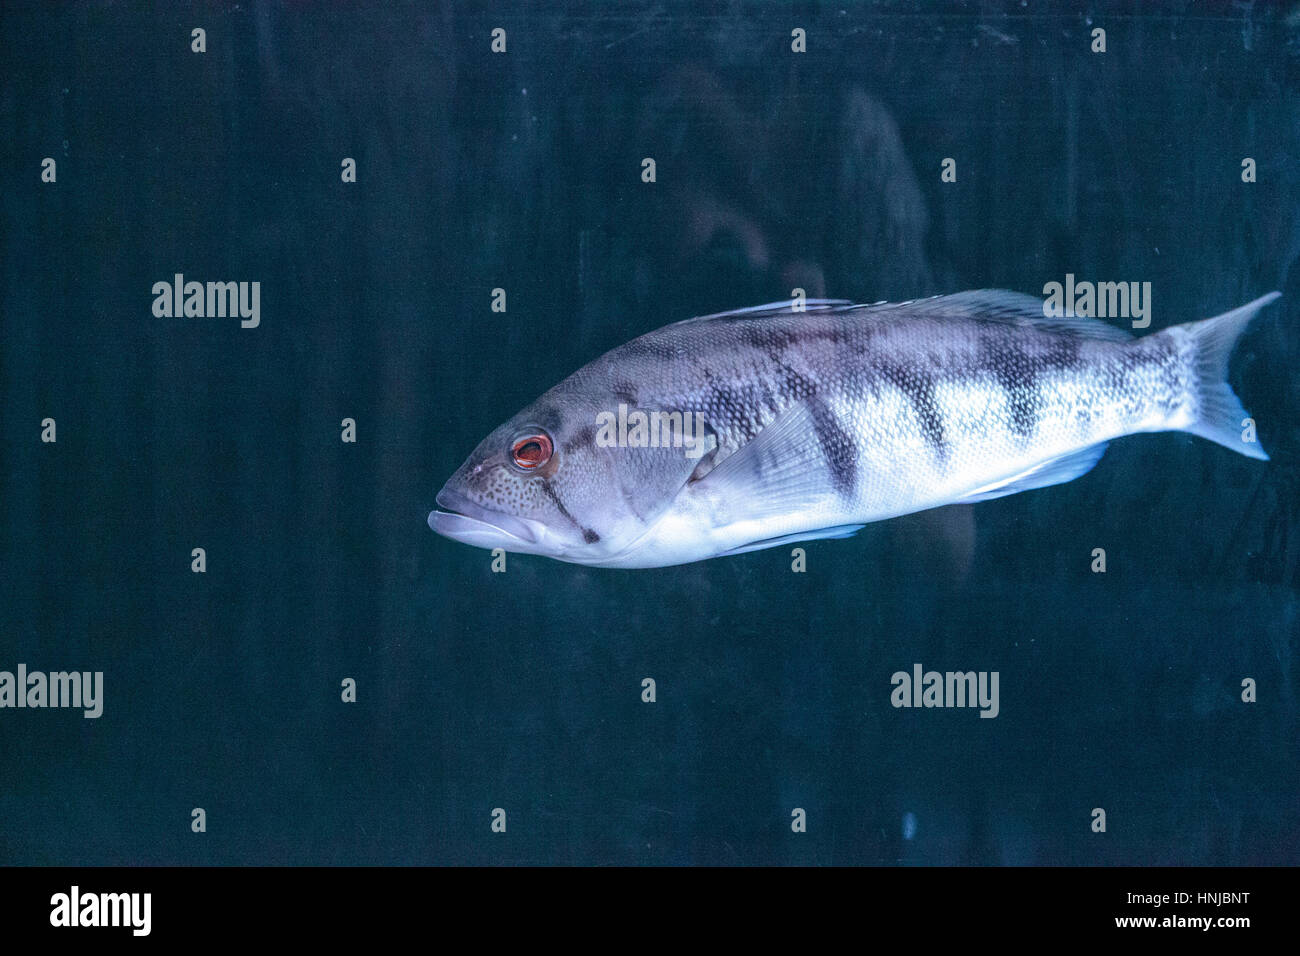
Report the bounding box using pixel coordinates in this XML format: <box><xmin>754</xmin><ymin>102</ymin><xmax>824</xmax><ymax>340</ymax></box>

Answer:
<box><xmin>510</xmin><ymin>431</ymin><xmax>553</xmax><ymax>471</ymax></box>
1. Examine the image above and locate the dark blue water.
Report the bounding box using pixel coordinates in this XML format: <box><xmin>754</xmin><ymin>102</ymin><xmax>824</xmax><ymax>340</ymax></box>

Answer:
<box><xmin>2</xmin><ymin>2</ymin><xmax>1297</xmax><ymax>865</ymax></box>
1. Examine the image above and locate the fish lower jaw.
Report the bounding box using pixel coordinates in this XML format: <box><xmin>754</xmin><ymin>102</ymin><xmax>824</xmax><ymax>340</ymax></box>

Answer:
<box><xmin>427</xmin><ymin>508</ymin><xmax>565</xmax><ymax>557</ymax></box>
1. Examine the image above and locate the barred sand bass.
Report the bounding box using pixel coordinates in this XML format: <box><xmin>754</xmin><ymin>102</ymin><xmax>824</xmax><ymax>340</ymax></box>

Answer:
<box><xmin>428</xmin><ymin>290</ymin><xmax>1279</xmax><ymax>567</ymax></box>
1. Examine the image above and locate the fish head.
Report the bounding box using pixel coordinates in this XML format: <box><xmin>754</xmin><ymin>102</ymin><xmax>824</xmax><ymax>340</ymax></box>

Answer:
<box><xmin>429</xmin><ymin>386</ymin><xmax>711</xmax><ymax>564</ymax></box>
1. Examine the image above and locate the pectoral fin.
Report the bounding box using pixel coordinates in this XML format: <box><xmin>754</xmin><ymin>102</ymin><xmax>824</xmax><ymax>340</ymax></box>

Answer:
<box><xmin>693</xmin><ymin>401</ymin><xmax>835</xmax><ymax>521</ymax></box>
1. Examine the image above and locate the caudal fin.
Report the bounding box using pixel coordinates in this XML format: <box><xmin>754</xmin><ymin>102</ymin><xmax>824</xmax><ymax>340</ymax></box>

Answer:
<box><xmin>1178</xmin><ymin>291</ymin><xmax>1280</xmax><ymax>461</ymax></box>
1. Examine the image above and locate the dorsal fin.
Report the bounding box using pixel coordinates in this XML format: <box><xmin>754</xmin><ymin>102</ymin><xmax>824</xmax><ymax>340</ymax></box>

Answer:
<box><xmin>676</xmin><ymin>290</ymin><xmax>1132</xmax><ymax>340</ymax></box>
<box><xmin>679</xmin><ymin>299</ymin><xmax>852</xmax><ymax>324</ymax></box>
<box><xmin>845</xmin><ymin>290</ymin><xmax>1133</xmax><ymax>341</ymax></box>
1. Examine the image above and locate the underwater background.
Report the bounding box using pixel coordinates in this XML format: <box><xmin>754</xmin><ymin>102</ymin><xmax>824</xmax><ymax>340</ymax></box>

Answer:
<box><xmin>1</xmin><ymin>1</ymin><xmax>1297</xmax><ymax>865</ymax></box>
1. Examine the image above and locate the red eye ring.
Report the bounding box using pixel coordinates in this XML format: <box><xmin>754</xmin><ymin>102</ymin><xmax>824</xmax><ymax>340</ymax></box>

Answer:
<box><xmin>511</xmin><ymin>432</ymin><xmax>553</xmax><ymax>471</ymax></box>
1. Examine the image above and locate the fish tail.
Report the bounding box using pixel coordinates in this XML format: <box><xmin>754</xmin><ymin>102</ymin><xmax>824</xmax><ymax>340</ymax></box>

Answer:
<box><xmin>1174</xmin><ymin>291</ymin><xmax>1280</xmax><ymax>461</ymax></box>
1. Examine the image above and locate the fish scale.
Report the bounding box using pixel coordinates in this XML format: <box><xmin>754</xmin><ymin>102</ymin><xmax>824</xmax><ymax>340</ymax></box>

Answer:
<box><xmin>593</xmin><ymin>303</ymin><xmax>1153</xmax><ymax>503</ymax></box>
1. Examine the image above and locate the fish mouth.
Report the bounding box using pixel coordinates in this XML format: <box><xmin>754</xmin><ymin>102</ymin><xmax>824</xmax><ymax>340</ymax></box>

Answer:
<box><xmin>428</xmin><ymin>487</ymin><xmax>543</xmax><ymax>546</ymax></box>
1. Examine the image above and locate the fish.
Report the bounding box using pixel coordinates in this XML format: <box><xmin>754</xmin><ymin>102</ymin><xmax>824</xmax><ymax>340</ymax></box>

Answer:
<box><xmin>428</xmin><ymin>289</ymin><xmax>1280</xmax><ymax>568</ymax></box>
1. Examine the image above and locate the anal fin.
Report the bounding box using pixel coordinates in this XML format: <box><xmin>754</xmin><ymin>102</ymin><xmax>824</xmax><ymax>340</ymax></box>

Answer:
<box><xmin>717</xmin><ymin>524</ymin><xmax>865</xmax><ymax>558</ymax></box>
<box><xmin>956</xmin><ymin>442</ymin><xmax>1109</xmax><ymax>504</ymax></box>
